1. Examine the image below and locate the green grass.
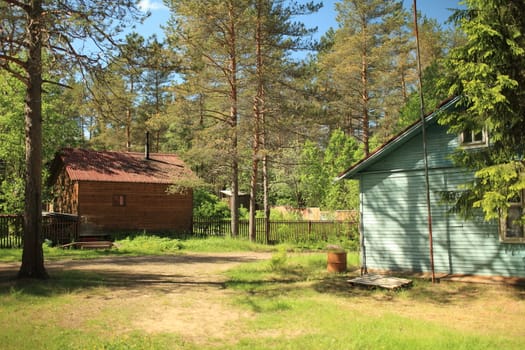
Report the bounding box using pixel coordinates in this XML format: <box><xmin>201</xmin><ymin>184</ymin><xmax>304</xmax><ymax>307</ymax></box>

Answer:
<box><xmin>220</xmin><ymin>252</ymin><xmax>524</xmax><ymax>350</ymax></box>
<box><xmin>0</xmin><ymin>235</ymin><xmax>280</xmax><ymax>263</ymax></box>
<box><xmin>0</xmin><ymin>237</ymin><xmax>524</xmax><ymax>349</ymax></box>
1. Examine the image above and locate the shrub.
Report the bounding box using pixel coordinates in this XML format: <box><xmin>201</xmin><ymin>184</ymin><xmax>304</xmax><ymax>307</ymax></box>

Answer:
<box><xmin>193</xmin><ymin>188</ymin><xmax>230</xmax><ymax>220</ymax></box>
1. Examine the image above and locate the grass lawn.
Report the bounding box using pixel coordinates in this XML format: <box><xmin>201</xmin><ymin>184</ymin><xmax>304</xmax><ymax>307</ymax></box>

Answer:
<box><xmin>0</xmin><ymin>236</ymin><xmax>524</xmax><ymax>349</ymax></box>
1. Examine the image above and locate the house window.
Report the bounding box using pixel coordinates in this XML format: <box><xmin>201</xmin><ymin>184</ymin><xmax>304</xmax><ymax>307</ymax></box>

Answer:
<box><xmin>112</xmin><ymin>194</ymin><xmax>126</xmax><ymax>207</ymax></box>
<box><xmin>460</xmin><ymin>128</ymin><xmax>488</xmax><ymax>147</ymax></box>
<box><xmin>500</xmin><ymin>191</ymin><xmax>525</xmax><ymax>243</ymax></box>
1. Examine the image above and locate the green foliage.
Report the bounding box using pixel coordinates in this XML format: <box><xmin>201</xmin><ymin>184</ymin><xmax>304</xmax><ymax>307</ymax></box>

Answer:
<box><xmin>268</xmin><ymin>248</ymin><xmax>288</xmax><ymax>271</ymax></box>
<box><xmin>464</xmin><ymin>161</ymin><xmax>525</xmax><ymax>222</ymax></box>
<box><xmin>116</xmin><ymin>235</ymin><xmax>184</xmax><ymax>254</ymax></box>
<box><xmin>0</xmin><ymin>71</ymin><xmax>83</xmax><ymax>212</ymax></box>
<box><xmin>439</xmin><ymin>0</ymin><xmax>525</xmax><ymax>222</ymax></box>
<box><xmin>297</xmin><ymin>140</ymin><xmax>327</xmax><ymax>207</ymax></box>
<box><xmin>179</xmin><ymin>236</ymin><xmax>274</xmax><ymax>253</ymax></box>
<box><xmin>193</xmin><ymin>188</ymin><xmax>231</xmax><ymax>219</ymax></box>
<box><xmin>297</xmin><ymin>129</ymin><xmax>362</xmax><ymax>210</ymax></box>
<box><xmin>396</xmin><ymin>61</ymin><xmax>449</xmax><ymax>133</ymax></box>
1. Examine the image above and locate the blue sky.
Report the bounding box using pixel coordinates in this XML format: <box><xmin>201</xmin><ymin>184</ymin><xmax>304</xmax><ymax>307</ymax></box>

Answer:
<box><xmin>137</xmin><ymin>0</ymin><xmax>462</xmax><ymax>40</ymax></box>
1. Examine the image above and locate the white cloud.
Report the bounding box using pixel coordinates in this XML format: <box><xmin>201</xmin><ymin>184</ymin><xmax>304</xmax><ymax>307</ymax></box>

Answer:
<box><xmin>138</xmin><ymin>0</ymin><xmax>168</xmax><ymax>12</ymax></box>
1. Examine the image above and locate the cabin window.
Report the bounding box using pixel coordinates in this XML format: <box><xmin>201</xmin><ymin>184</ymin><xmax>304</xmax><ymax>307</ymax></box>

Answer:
<box><xmin>112</xmin><ymin>194</ymin><xmax>126</xmax><ymax>207</ymax></box>
<box><xmin>500</xmin><ymin>191</ymin><xmax>525</xmax><ymax>243</ymax></box>
<box><xmin>460</xmin><ymin>128</ymin><xmax>488</xmax><ymax>147</ymax></box>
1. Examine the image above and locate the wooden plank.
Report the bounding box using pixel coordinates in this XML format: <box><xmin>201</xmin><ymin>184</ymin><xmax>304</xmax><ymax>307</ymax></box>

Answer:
<box><xmin>348</xmin><ymin>274</ymin><xmax>412</xmax><ymax>290</ymax></box>
<box><xmin>59</xmin><ymin>241</ymin><xmax>115</xmax><ymax>250</ymax></box>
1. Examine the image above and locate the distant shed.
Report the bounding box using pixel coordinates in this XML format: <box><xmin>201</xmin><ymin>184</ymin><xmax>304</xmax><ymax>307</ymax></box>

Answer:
<box><xmin>48</xmin><ymin>148</ymin><xmax>194</xmax><ymax>237</ymax></box>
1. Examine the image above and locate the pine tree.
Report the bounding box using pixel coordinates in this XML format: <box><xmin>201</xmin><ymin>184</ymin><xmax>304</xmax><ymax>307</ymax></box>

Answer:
<box><xmin>317</xmin><ymin>0</ymin><xmax>408</xmax><ymax>155</ymax></box>
<box><xmin>247</xmin><ymin>0</ymin><xmax>321</xmax><ymax>241</ymax></box>
<box><xmin>440</xmin><ymin>0</ymin><xmax>525</xmax><ymax>224</ymax></box>
<box><xmin>0</xmin><ymin>0</ymin><xmax>143</xmax><ymax>278</ymax></box>
<box><xmin>165</xmin><ymin>0</ymin><xmax>253</xmax><ymax>237</ymax></box>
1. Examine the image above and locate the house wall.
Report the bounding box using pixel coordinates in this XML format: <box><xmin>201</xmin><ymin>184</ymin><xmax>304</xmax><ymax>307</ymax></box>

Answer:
<box><xmin>77</xmin><ymin>181</ymin><xmax>193</xmax><ymax>235</ymax></box>
<box><xmin>358</xmin><ymin>122</ymin><xmax>525</xmax><ymax>278</ymax></box>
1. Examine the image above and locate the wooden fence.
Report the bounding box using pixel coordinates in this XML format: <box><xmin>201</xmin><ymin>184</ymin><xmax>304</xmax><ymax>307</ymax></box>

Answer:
<box><xmin>1</xmin><ymin>214</ymin><xmax>356</xmax><ymax>248</ymax></box>
<box><xmin>192</xmin><ymin>217</ymin><xmax>357</xmax><ymax>244</ymax></box>
<box><xmin>0</xmin><ymin>215</ymin><xmax>23</xmax><ymax>248</ymax></box>
<box><xmin>0</xmin><ymin>214</ymin><xmax>79</xmax><ymax>248</ymax></box>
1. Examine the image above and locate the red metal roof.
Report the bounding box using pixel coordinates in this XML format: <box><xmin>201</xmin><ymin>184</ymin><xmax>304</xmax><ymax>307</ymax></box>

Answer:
<box><xmin>57</xmin><ymin>148</ymin><xmax>194</xmax><ymax>184</ymax></box>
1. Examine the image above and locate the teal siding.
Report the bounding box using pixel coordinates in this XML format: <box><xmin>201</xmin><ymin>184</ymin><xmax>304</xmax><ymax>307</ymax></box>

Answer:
<box><xmin>360</xmin><ymin>168</ymin><xmax>525</xmax><ymax>277</ymax></box>
<box><xmin>367</xmin><ymin>122</ymin><xmax>457</xmax><ymax>172</ymax></box>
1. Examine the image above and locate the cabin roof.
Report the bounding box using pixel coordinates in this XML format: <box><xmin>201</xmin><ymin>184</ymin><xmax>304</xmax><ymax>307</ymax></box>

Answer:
<box><xmin>53</xmin><ymin>148</ymin><xmax>194</xmax><ymax>184</ymax></box>
<box><xmin>337</xmin><ymin>96</ymin><xmax>461</xmax><ymax>180</ymax></box>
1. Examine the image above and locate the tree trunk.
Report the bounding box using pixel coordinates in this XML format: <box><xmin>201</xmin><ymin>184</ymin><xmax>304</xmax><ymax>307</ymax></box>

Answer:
<box><xmin>126</xmin><ymin>108</ymin><xmax>132</xmax><ymax>151</ymax></box>
<box><xmin>262</xmin><ymin>153</ymin><xmax>270</xmax><ymax>243</ymax></box>
<box><xmin>249</xmin><ymin>1</ymin><xmax>264</xmax><ymax>242</ymax></box>
<box><xmin>361</xmin><ymin>20</ymin><xmax>370</xmax><ymax>156</ymax></box>
<box><xmin>228</xmin><ymin>2</ymin><xmax>239</xmax><ymax>238</ymax></box>
<box><xmin>18</xmin><ymin>0</ymin><xmax>48</xmax><ymax>279</ymax></box>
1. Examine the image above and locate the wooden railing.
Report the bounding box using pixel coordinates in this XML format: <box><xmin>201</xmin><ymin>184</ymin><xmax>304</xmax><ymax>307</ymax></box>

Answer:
<box><xmin>192</xmin><ymin>217</ymin><xmax>357</xmax><ymax>244</ymax></box>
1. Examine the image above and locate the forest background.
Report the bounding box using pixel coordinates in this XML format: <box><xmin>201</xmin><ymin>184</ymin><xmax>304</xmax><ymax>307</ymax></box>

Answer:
<box><xmin>0</xmin><ymin>0</ymin><xmax>458</xmax><ymax>219</ymax></box>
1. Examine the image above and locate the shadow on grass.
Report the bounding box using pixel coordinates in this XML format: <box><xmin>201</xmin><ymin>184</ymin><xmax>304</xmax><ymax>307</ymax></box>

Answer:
<box><xmin>234</xmin><ymin>258</ymin><xmax>525</xmax><ymax>304</ymax></box>
<box><xmin>310</xmin><ymin>271</ymin><xmax>525</xmax><ymax>304</ymax></box>
<box><xmin>0</xmin><ymin>254</ymin><xmax>265</xmax><ymax>297</ymax></box>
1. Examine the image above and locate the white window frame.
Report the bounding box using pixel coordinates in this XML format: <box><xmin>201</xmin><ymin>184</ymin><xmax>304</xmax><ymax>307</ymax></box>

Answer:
<box><xmin>499</xmin><ymin>190</ymin><xmax>525</xmax><ymax>243</ymax></box>
<box><xmin>459</xmin><ymin>128</ymin><xmax>488</xmax><ymax>148</ymax></box>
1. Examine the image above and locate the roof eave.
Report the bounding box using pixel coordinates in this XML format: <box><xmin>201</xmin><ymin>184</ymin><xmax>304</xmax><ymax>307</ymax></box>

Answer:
<box><xmin>337</xmin><ymin>96</ymin><xmax>461</xmax><ymax>180</ymax></box>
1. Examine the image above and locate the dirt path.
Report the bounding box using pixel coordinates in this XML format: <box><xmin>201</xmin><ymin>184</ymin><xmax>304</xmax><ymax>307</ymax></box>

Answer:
<box><xmin>0</xmin><ymin>252</ymin><xmax>273</xmax><ymax>344</ymax></box>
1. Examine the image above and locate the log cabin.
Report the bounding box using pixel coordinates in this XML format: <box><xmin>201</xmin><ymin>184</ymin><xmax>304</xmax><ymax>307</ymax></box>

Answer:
<box><xmin>48</xmin><ymin>148</ymin><xmax>194</xmax><ymax>238</ymax></box>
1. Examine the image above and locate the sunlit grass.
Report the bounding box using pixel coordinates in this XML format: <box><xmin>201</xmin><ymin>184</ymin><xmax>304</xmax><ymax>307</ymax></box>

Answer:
<box><xmin>0</xmin><ymin>235</ymin><xmax>283</xmax><ymax>263</ymax></box>
<box><xmin>1</xmin><ymin>239</ymin><xmax>524</xmax><ymax>349</ymax></box>
<box><xmin>219</xmin><ymin>251</ymin><xmax>524</xmax><ymax>350</ymax></box>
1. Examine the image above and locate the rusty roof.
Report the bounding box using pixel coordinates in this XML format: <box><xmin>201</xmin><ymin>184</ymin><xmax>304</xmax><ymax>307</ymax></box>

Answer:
<box><xmin>56</xmin><ymin>148</ymin><xmax>194</xmax><ymax>184</ymax></box>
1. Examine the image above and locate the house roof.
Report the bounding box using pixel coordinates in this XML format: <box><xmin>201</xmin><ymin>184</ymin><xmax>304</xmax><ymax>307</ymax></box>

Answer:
<box><xmin>337</xmin><ymin>96</ymin><xmax>461</xmax><ymax>180</ymax></box>
<box><xmin>53</xmin><ymin>148</ymin><xmax>194</xmax><ymax>184</ymax></box>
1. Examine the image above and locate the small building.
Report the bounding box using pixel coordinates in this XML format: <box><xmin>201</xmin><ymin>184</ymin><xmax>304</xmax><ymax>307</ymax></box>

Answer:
<box><xmin>219</xmin><ymin>189</ymin><xmax>250</xmax><ymax>210</ymax></box>
<box><xmin>48</xmin><ymin>148</ymin><xmax>195</xmax><ymax>237</ymax></box>
<box><xmin>338</xmin><ymin>97</ymin><xmax>525</xmax><ymax>279</ymax></box>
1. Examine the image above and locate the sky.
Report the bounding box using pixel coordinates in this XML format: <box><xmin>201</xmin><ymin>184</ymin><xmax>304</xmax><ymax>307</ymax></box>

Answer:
<box><xmin>136</xmin><ymin>0</ymin><xmax>462</xmax><ymax>41</ymax></box>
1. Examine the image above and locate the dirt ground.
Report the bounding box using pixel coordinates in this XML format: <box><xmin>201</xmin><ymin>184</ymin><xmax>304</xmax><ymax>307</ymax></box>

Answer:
<box><xmin>0</xmin><ymin>252</ymin><xmax>273</xmax><ymax>344</ymax></box>
<box><xmin>2</xmin><ymin>252</ymin><xmax>525</xmax><ymax>346</ymax></box>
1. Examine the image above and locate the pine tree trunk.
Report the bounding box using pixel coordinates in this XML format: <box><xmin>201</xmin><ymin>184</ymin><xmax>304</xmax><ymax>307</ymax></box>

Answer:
<box><xmin>361</xmin><ymin>24</ymin><xmax>370</xmax><ymax>156</ymax></box>
<box><xmin>262</xmin><ymin>153</ymin><xmax>270</xmax><ymax>243</ymax></box>
<box><xmin>228</xmin><ymin>3</ymin><xmax>239</xmax><ymax>238</ymax></box>
<box><xmin>249</xmin><ymin>1</ymin><xmax>264</xmax><ymax>242</ymax></box>
<box><xmin>18</xmin><ymin>0</ymin><xmax>48</xmax><ymax>279</ymax></box>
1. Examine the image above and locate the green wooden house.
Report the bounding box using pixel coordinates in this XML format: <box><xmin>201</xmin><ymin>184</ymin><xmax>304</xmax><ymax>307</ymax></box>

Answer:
<box><xmin>338</xmin><ymin>97</ymin><xmax>525</xmax><ymax>279</ymax></box>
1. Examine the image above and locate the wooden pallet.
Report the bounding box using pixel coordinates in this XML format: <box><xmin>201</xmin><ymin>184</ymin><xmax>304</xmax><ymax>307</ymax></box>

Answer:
<box><xmin>59</xmin><ymin>241</ymin><xmax>115</xmax><ymax>250</ymax></box>
<box><xmin>348</xmin><ymin>274</ymin><xmax>412</xmax><ymax>290</ymax></box>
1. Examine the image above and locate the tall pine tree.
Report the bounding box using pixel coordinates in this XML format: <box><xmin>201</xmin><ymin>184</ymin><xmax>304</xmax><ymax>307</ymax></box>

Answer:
<box><xmin>440</xmin><ymin>0</ymin><xmax>525</xmax><ymax>228</ymax></box>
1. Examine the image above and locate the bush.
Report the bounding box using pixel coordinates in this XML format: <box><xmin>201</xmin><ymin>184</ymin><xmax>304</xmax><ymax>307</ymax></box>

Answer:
<box><xmin>193</xmin><ymin>188</ymin><xmax>230</xmax><ymax>219</ymax></box>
